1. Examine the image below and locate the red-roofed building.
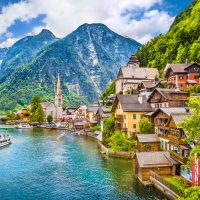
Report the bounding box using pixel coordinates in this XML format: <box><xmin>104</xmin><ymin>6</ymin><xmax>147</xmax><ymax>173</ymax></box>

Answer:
<box><xmin>164</xmin><ymin>63</ymin><xmax>200</xmax><ymax>91</ymax></box>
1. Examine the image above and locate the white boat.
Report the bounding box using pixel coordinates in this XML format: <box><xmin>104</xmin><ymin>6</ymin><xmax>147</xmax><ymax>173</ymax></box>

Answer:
<box><xmin>16</xmin><ymin>124</ymin><xmax>33</xmax><ymax>129</ymax></box>
<box><xmin>0</xmin><ymin>135</ymin><xmax>12</xmax><ymax>148</ymax></box>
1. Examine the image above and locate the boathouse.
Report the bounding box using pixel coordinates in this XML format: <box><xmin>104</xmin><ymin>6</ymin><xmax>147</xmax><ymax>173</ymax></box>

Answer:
<box><xmin>135</xmin><ymin>152</ymin><xmax>177</xmax><ymax>184</ymax></box>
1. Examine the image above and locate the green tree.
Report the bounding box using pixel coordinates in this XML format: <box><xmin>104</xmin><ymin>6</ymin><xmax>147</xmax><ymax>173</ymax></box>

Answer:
<box><xmin>178</xmin><ymin>186</ymin><xmax>200</xmax><ymax>200</ymax></box>
<box><xmin>139</xmin><ymin>117</ymin><xmax>155</xmax><ymax>134</ymax></box>
<box><xmin>102</xmin><ymin>114</ymin><xmax>115</xmax><ymax>144</ymax></box>
<box><xmin>108</xmin><ymin>130</ymin><xmax>136</xmax><ymax>152</ymax></box>
<box><xmin>179</xmin><ymin>97</ymin><xmax>200</xmax><ymax>156</ymax></box>
<box><xmin>5</xmin><ymin>112</ymin><xmax>19</xmax><ymax>121</ymax></box>
<box><xmin>47</xmin><ymin>115</ymin><xmax>53</xmax><ymax>124</ymax></box>
<box><xmin>101</xmin><ymin>81</ymin><xmax>116</xmax><ymax>101</ymax></box>
<box><xmin>30</xmin><ymin>96</ymin><xmax>44</xmax><ymax>123</ymax></box>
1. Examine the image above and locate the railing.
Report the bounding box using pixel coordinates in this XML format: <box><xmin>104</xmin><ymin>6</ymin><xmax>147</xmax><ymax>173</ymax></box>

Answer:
<box><xmin>170</xmin><ymin>151</ymin><xmax>188</xmax><ymax>164</ymax></box>
<box><xmin>150</xmin><ymin>171</ymin><xmax>182</xmax><ymax>196</ymax></box>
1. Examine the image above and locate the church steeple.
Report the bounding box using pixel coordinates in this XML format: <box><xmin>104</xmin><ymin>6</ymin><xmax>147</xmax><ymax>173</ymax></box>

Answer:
<box><xmin>55</xmin><ymin>73</ymin><xmax>63</xmax><ymax>120</ymax></box>
<box><xmin>57</xmin><ymin>73</ymin><xmax>62</xmax><ymax>95</ymax></box>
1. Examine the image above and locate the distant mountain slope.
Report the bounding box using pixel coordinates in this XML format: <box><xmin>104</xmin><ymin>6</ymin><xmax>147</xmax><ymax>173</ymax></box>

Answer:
<box><xmin>0</xmin><ymin>48</ymin><xmax>9</xmax><ymax>66</ymax></box>
<box><xmin>0</xmin><ymin>29</ymin><xmax>57</xmax><ymax>83</ymax></box>
<box><xmin>0</xmin><ymin>23</ymin><xmax>141</xmax><ymax>111</ymax></box>
<box><xmin>136</xmin><ymin>0</ymin><xmax>200</xmax><ymax>72</ymax></box>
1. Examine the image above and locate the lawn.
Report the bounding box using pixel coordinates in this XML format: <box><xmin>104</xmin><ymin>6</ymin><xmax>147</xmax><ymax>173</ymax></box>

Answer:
<box><xmin>165</xmin><ymin>176</ymin><xmax>190</xmax><ymax>192</ymax></box>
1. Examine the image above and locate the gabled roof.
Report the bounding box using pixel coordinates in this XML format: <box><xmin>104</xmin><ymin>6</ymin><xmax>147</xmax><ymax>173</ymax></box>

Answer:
<box><xmin>151</xmin><ymin>107</ymin><xmax>191</xmax><ymax>118</ymax></box>
<box><xmin>112</xmin><ymin>95</ymin><xmax>152</xmax><ymax>112</ymax></box>
<box><xmin>164</xmin><ymin>63</ymin><xmax>200</xmax><ymax>77</ymax></box>
<box><xmin>136</xmin><ymin>151</ymin><xmax>177</xmax><ymax>168</ymax></box>
<box><xmin>147</xmin><ymin>88</ymin><xmax>189</xmax><ymax>102</ymax></box>
<box><xmin>97</xmin><ymin>106</ymin><xmax>111</xmax><ymax>118</ymax></box>
<box><xmin>42</xmin><ymin>102</ymin><xmax>55</xmax><ymax>109</ymax></box>
<box><xmin>166</xmin><ymin>113</ymin><xmax>191</xmax><ymax>127</ymax></box>
<box><xmin>140</xmin><ymin>79</ymin><xmax>164</xmax><ymax>89</ymax></box>
<box><xmin>137</xmin><ymin>134</ymin><xmax>160</xmax><ymax>143</ymax></box>
<box><xmin>87</xmin><ymin>105</ymin><xmax>99</xmax><ymax>113</ymax></box>
<box><xmin>117</xmin><ymin>66</ymin><xmax>159</xmax><ymax>79</ymax></box>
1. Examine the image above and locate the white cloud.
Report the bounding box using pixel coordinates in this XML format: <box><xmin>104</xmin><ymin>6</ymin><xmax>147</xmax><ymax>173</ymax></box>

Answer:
<box><xmin>0</xmin><ymin>0</ymin><xmax>175</xmax><ymax>47</ymax></box>
<box><xmin>0</xmin><ymin>37</ymin><xmax>19</xmax><ymax>48</ymax></box>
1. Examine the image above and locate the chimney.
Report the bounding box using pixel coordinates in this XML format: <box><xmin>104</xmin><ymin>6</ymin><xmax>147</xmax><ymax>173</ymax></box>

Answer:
<box><xmin>186</xmin><ymin>59</ymin><xmax>188</xmax><ymax>65</ymax></box>
<box><xmin>138</xmin><ymin>95</ymin><xmax>143</xmax><ymax>104</ymax></box>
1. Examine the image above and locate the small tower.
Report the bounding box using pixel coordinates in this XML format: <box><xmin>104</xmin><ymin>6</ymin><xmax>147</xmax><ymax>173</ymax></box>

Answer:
<box><xmin>55</xmin><ymin>73</ymin><xmax>63</xmax><ymax>120</ymax></box>
<box><xmin>127</xmin><ymin>54</ymin><xmax>140</xmax><ymax>68</ymax></box>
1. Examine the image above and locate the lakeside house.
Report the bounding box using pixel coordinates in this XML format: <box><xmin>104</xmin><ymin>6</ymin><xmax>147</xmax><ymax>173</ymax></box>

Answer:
<box><xmin>74</xmin><ymin>105</ymin><xmax>87</xmax><ymax>121</ymax></box>
<box><xmin>112</xmin><ymin>94</ymin><xmax>152</xmax><ymax>137</ymax></box>
<box><xmin>87</xmin><ymin>105</ymin><xmax>99</xmax><ymax>125</ymax></box>
<box><xmin>164</xmin><ymin>62</ymin><xmax>200</xmax><ymax>91</ymax></box>
<box><xmin>147</xmin><ymin>88</ymin><xmax>190</xmax><ymax>110</ymax></box>
<box><xmin>115</xmin><ymin>55</ymin><xmax>159</xmax><ymax>94</ymax></box>
<box><xmin>135</xmin><ymin>151</ymin><xmax>178</xmax><ymax>185</ymax></box>
<box><xmin>136</xmin><ymin>134</ymin><xmax>160</xmax><ymax>152</ymax></box>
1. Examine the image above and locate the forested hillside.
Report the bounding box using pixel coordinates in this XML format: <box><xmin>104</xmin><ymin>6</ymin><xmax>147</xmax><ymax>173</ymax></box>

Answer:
<box><xmin>136</xmin><ymin>0</ymin><xmax>200</xmax><ymax>72</ymax></box>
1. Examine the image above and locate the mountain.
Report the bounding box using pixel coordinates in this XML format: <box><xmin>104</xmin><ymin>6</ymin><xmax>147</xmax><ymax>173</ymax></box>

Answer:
<box><xmin>0</xmin><ymin>48</ymin><xmax>9</xmax><ymax>66</ymax></box>
<box><xmin>0</xmin><ymin>23</ymin><xmax>141</xmax><ymax>111</ymax></box>
<box><xmin>136</xmin><ymin>0</ymin><xmax>200</xmax><ymax>72</ymax></box>
<box><xmin>0</xmin><ymin>29</ymin><xmax>57</xmax><ymax>83</ymax></box>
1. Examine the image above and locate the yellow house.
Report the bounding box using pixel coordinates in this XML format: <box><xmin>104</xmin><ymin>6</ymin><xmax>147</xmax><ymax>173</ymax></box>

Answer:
<box><xmin>112</xmin><ymin>95</ymin><xmax>152</xmax><ymax>137</ymax></box>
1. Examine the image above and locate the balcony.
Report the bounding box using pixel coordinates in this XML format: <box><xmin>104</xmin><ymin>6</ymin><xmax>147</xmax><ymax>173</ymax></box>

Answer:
<box><xmin>167</xmin><ymin>134</ymin><xmax>186</xmax><ymax>145</ymax></box>
<box><xmin>115</xmin><ymin>126</ymin><xmax>128</xmax><ymax>132</ymax></box>
<box><xmin>115</xmin><ymin>115</ymin><xmax>124</xmax><ymax>123</ymax></box>
<box><xmin>170</xmin><ymin>151</ymin><xmax>188</xmax><ymax>164</ymax></box>
<box><xmin>150</xmin><ymin>99</ymin><xmax>161</xmax><ymax>103</ymax></box>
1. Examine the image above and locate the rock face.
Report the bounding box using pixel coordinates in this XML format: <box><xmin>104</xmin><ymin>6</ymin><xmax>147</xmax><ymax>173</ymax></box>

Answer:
<box><xmin>0</xmin><ymin>23</ymin><xmax>141</xmax><ymax>111</ymax></box>
<box><xmin>0</xmin><ymin>29</ymin><xmax>57</xmax><ymax>82</ymax></box>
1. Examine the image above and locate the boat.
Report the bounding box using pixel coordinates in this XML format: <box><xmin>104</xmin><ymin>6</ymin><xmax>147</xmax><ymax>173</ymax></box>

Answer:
<box><xmin>16</xmin><ymin>124</ymin><xmax>33</xmax><ymax>129</ymax></box>
<box><xmin>0</xmin><ymin>135</ymin><xmax>12</xmax><ymax>148</ymax></box>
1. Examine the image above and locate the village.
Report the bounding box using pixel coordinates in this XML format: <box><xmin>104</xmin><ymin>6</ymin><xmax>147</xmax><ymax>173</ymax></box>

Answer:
<box><xmin>2</xmin><ymin>54</ymin><xmax>200</xmax><ymax>199</ymax></box>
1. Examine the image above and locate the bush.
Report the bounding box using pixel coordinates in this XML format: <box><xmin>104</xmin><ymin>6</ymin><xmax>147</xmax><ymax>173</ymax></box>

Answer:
<box><xmin>102</xmin><ymin>114</ymin><xmax>115</xmax><ymax>145</ymax></box>
<box><xmin>108</xmin><ymin>131</ymin><xmax>136</xmax><ymax>152</ymax></box>
<box><xmin>139</xmin><ymin>117</ymin><xmax>155</xmax><ymax>134</ymax></box>
<box><xmin>178</xmin><ymin>186</ymin><xmax>200</xmax><ymax>200</ymax></box>
<box><xmin>47</xmin><ymin>115</ymin><xmax>53</xmax><ymax>124</ymax></box>
<box><xmin>91</xmin><ymin>124</ymin><xmax>101</xmax><ymax>132</ymax></box>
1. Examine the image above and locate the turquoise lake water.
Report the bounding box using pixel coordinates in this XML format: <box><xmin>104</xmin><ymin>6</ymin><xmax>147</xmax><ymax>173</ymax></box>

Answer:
<box><xmin>0</xmin><ymin>128</ymin><xmax>164</xmax><ymax>200</ymax></box>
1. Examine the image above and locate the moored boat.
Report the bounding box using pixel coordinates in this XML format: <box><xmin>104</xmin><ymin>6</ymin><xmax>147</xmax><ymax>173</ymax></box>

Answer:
<box><xmin>16</xmin><ymin>124</ymin><xmax>33</xmax><ymax>129</ymax></box>
<box><xmin>0</xmin><ymin>135</ymin><xmax>12</xmax><ymax>148</ymax></box>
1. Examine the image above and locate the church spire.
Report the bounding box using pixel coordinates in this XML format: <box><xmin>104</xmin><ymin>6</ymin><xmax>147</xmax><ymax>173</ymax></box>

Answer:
<box><xmin>57</xmin><ymin>73</ymin><xmax>62</xmax><ymax>95</ymax></box>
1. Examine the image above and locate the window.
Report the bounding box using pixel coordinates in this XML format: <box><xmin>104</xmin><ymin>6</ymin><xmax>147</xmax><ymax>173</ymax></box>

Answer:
<box><xmin>180</xmin><ymin>83</ymin><xmax>183</xmax><ymax>88</ymax></box>
<box><xmin>133</xmin><ymin>124</ymin><xmax>136</xmax><ymax>128</ymax></box>
<box><xmin>179</xmin><ymin>76</ymin><xmax>184</xmax><ymax>80</ymax></box>
<box><xmin>145</xmin><ymin>145</ymin><xmax>151</xmax><ymax>152</ymax></box>
<box><xmin>140</xmin><ymin>114</ymin><xmax>143</xmax><ymax>119</ymax></box>
<box><xmin>133</xmin><ymin>114</ymin><xmax>136</xmax><ymax>119</ymax></box>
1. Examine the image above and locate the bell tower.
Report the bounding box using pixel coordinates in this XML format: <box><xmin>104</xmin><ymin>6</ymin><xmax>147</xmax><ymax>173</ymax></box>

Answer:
<box><xmin>55</xmin><ymin>73</ymin><xmax>63</xmax><ymax>120</ymax></box>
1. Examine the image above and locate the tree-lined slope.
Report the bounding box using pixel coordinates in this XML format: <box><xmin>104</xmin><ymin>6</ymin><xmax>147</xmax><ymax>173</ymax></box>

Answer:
<box><xmin>137</xmin><ymin>0</ymin><xmax>200</xmax><ymax>72</ymax></box>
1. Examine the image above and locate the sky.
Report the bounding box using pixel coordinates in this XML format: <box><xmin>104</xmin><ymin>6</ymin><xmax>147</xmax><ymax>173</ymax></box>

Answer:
<box><xmin>0</xmin><ymin>0</ymin><xmax>193</xmax><ymax>48</ymax></box>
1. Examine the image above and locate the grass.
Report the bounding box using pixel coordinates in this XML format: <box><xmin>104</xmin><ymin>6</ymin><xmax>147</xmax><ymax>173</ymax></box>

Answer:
<box><xmin>165</xmin><ymin>176</ymin><xmax>190</xmax><ymax>192</ymax></box>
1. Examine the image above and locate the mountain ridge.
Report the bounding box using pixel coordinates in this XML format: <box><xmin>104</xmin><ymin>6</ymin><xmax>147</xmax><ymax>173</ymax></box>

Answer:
<box><xmin>0</xmin><ymin>23</ymin><xmax>141</xmax><ymax>111</ymax></box>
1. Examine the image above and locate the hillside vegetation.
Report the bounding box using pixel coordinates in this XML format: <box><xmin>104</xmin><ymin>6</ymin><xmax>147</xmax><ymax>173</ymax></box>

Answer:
<box><xmin>136</xmin><ymin>0</ymin><xmax>200</xmax><ymax>72</ymax></box>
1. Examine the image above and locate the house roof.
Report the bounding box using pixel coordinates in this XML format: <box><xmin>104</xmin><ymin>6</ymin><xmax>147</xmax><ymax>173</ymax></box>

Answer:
<box><xmin>97</xmin><ymin>107</ymin><xmax>111</xmax><ymax>118</ymax></box>
<box><xmin>136</xmin><ymin>151</ymin><xmax>177</xmax><ymax>168</ymax></box>
<box><xmin>87</xmin><ymin>105</ymin><xmax>99</xmax><ymax>113</ymax></box>
<box><xmin>118</xmin><ymin>66</ymin><xmax>159</xmax><ymax>79</ymax></box>
<box><xmin>147</xmin><ymin>88</ymin><xmax>189</xmax><ymax>102</ymax></box>
<box><xmin>137</xmin><ymin>134</ymin><xmax>160</xmax><ymax>143</ymax></box>
<box><xmin>151</xmin><ymin>107</ymin><xmax>191</xmax><ymax>118</ymax></box>
<box><xmin>140</xmin><ymin>79</ymin><xmax>164</xmax><ymax>89</ymax></box>
<box><xmin>42</xmin><ymin>102</ymin><xmax>55</xmax><ymax>109</ymax></box>
<box><xmin>112</xmin><ymin>95</ymin><xmax>152</xmax><ymax>112</ymax></box>
<box><xmin>164</xmin><ymin>63</ymin><xmax>200</xmax><ymax>77</ymax></box>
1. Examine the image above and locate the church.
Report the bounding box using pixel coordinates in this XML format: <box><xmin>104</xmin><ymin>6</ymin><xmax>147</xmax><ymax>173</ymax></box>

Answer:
<box><xmin>42</xmin><ymin>73</ymin><xmax>63</xmax><ymax>121</ymax></box>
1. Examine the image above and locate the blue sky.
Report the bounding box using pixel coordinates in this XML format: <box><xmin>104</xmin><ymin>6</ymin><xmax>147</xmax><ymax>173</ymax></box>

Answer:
<box><xmin>0</xmin><ymin>0</ymin><xmax>193</xmax><ymax>47</ymax></box>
